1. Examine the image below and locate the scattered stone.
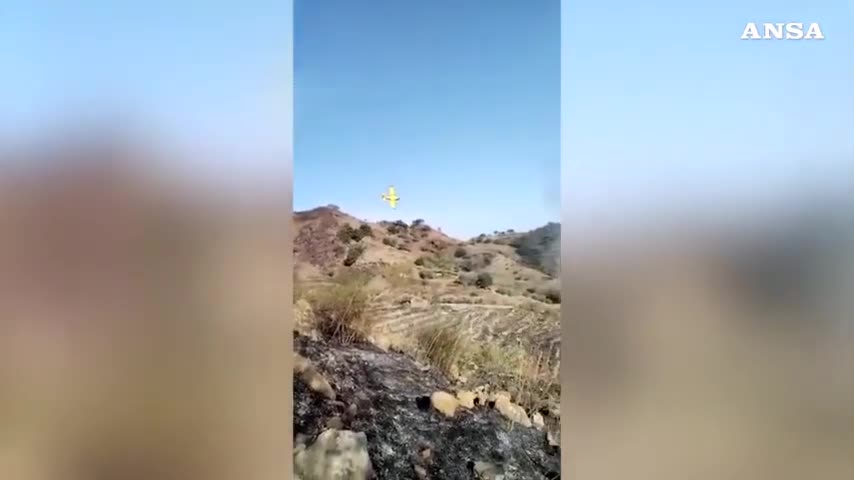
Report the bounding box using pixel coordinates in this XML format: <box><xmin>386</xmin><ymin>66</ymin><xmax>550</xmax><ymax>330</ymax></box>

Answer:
<box><xmin>295</xmin><ymin>433</ymin><xmax>311</xmax><ymax>447</ymax></box>
<box><xmin>294</xmin><ymin>429</ymin><xmax>374</xmax><ymax>480</ymax></box>
<box><xmin>367</xmin><ymin>335</ymin><xmax>391</xmax><ymax>351</ymax></box>
<box><xmin>456</xmin><ymin>390</ymin><xmax>476</xmax><ymax>409</ymax></box>
<box><xmin>532</xmin><ymin>412</ymin><xmax>546</xmax><ymax>431</ymax></box>
<box><xmin>448</xmin><ymin>363</ymin><xmax>461</xmax><ymax>379</ymax></box>
<box><xmin>547</xmin><ymin>431</ymin><xmax>560</xmax><ymax>448</ymax></box>
<box><xmin>430</xmin><ymin>391</ymin><xmax>459</xmax><ymax>418</ymax></box>
<box><xmin>474</xmin><ymin>385</ymin><xmax>490</xmax><ymax>406</ymax></box>
<box><xmin>491</xmin><ymin>391</ymin><xmax>512</xmax><ymax>405</ymax></box>
<box><xmin>325</xmin><ymin>416</ymin><xmax>344</xmax><ymax>430</ymax></box>
<box><xmin>342</xmin><ymin>402</ymin><xmax>358</xmax><ymax>424</ymax></box>
<box><xmin>295</xmin><ymin>353</ymin><xmax>336</xmax><ymax>400</ymax></box>
<box><xmin>495</xmin><ymin>398</ymin><xmax>532</xmax><ymax>428</ymax></box>
<box><xmin>473</xmin><ymin>460</ymin><xmax>505</xmax><ymax>480</ymax></box>
<box><xmin>413</xmin><ymin>464</ymin><xmax>429</xmax><ymax>479</ymax></box>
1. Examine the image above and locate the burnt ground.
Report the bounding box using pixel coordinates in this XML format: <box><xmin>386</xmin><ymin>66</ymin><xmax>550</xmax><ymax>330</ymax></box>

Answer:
<box><xmin>294</xmin><ymin>333</ymin><xmax>561</xmax><ymax>480</ymax></box>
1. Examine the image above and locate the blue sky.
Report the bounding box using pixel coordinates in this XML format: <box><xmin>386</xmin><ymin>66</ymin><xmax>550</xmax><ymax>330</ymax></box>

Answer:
<box><xmin>1</xmin><ymin>2</ymin><xmax>292</xmax><ymax>186</ymax></box>
<box><xmin>563</xmin><ymin>0</ymin><xmax>853</xmax><ymax>234</ymax></box>
<box><xmin>295</xmin><ymin>1</ymin><xmax>561</xmax><ymax>238</ymax></box>
<box><xmin>2</xmin><ymin>1</ymin><xmax>850</xmax><ymax>239</ymax></box>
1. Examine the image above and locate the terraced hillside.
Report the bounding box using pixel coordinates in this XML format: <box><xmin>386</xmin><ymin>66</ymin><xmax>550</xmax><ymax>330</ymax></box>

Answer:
<box><xmin>367</xmin><ymin>298</ymin><xmax>561</xmax><ymax>364</ymax></box>
<box><xmin>294</xmin><ymin>205</ymin><xmax>561</xmax><ymax>354</ymax></box>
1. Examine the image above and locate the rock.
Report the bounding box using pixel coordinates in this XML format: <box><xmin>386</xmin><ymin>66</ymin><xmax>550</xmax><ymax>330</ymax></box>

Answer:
<box><xmin>473</xmin><ymin>385</ymin><xmax>490</xmax><ymax>406</ymax></box>
<box><xmin>547</xmin><ymin>431</ymin><xmax>560</xmax><ymax>447</ymax></box>
<box><xmin>430</xmin><ymin>391</ymin><xmax>458</xmax><ymax>418</ymax></box>
<box><xmin>532</xmin><ymin>412</ymin><xmax>546</xmax><ymax>431</ymax></box>
<box><xmin>295</xmin><ymin>353</ymin><xmax>336</xmax><ymax>400</ymax></box>
<box><xmin>491</xmin><ymin>391</ymin><xmax>512</xmax><ymax>404</ymax></box>
<box><xmin>413</xmin><ymin>464</ymin><xmax>429</xmax><ymax>479</ymax></box>
<box><xmin>448</xmin><ymin>363</ymin><xmax>461</xmax><ymax>379</ymax></box>
<box><xmin>456</xmin><ymin>390</ymin><xmax>476</xmax><ymax>409</ymax></box>
<box><xmin>294</xmin><ymin>429</ymin><xmax>374</xmax><ymax>480</ymax></box>
<box><xmin>473</xmin><ymin>460</ymin><xmax>505</xmax><ymax>479</ymax></box>
<box><xmin>495</xmin><ymin>398</ymin><xmax>532</xmax><ymax>428</ymax></box>
<box><xmin>343</xmin><ymin>403</ymin><xmax>358</xmax><ymax>424</ymax></box>
<box><xmin>295</xmin><ymin>432</ymin><xmax>312</xmax><ymax>447</ymax></box>
<box><xmin>325</xmin><ymin>416</ymin><xmax>344</xmax><ymax>430</ymax></box>
<box><xmin>367</xmin><ymin>334</ymin><xmax>391</xmax><ymax>351</ymax></box>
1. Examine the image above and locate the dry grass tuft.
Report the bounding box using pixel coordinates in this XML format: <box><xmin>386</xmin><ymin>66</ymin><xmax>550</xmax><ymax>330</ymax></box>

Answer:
<box><xmin>413</xmin><ymin>324</ymin><xmax>559</xmax><ymax>413</ymax></box>
<box><xmin>304</xmin><ymin>276</ymin><xmax>375</xmax><ymax>344</ymax></box>
<box><xmin>463</xmin><ymin>342</ymin><xmax>559</xmax><ymax>413</ymax></box>
<box><xmin>415</xmin><ymin>325</ymin><xmax>469</xmax><ymax>376</ymax></box>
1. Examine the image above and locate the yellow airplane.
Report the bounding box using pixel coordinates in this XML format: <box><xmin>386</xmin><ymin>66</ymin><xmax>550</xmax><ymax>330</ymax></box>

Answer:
<box><xmin>381</xmin><ymin>185</ymin><xmax>400</xmax><ymax>209</ymax></box>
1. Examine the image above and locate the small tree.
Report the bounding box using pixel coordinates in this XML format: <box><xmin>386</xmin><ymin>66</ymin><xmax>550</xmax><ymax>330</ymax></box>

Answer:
<box><xmin>543</xmin><ymin>288</ymin><xmax>561</xmax><ymax>304</ymax></box>
<box><xmin>475</xmin><ymin>272</ymin><xmax>493</xmax><ymax>289</ymax></box>
<box><xmin>343</xmin><ymin>244</ymin><xmax>365</xmax><ymax>266</ymax></box>
<box><xmin>337</xmin><ymin>225</ymin><xmax>357</xmax><ymax>243</ymax></box>
<box><xmin>357</xmin><ymin>224</ymin><xmax>373</xmax><ymax>239</ymax></box>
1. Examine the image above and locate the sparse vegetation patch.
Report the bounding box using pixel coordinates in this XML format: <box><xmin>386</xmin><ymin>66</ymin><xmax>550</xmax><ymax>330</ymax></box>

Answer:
<box><xmin>343</xmin><ymin>243</ymin><xmax>365</xmax><ymax>266</ymax></box>
<box><xmin>475</xmin><ymin>272</ymin><xmax>493</xmax><ymax>288</ymax></box>
<box><xmin>304</xmin><ymin>276</ymin><xmax>373</xmax><ymax>344</ymax></box>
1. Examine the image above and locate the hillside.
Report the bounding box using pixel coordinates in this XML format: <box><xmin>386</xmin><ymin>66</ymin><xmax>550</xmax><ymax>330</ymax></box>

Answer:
<box><xmin>471</xmin><ymin>223</ymin><xmax>560</xmax><ymax>277</ymax></box>
<box><xmin>294</xmin><ymin>206</ymin><xmax>560</xmax><ymax>302</ymax></box>
<box><xmin>293</xmin><ymin>206</ymin><xmax>562</xmax><ymax>479</ymax></box>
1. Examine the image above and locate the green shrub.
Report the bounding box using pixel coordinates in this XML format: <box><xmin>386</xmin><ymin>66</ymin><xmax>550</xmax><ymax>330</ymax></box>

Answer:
<box><xmin>543</xmin><ymin>288</ymin><xmax>561</xmax><ymax>304</ymax></box>
<box><xmin>382</xmin><ymin>237</ymin><xmax>396</xmax><ymax>247</ymax></box>
<box><xmin>454</xmin><ymin>247</ymin><xmax>468</xmax><ymax>258</ymax></box>
<box><xmin>414</xmin><ymin>256</ymin><xmax>425</xmax><ymax>266</ymax></box>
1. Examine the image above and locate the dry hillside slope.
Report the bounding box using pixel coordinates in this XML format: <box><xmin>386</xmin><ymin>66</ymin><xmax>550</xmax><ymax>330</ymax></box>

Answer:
<box><xmin>293</xmin><ymin>206</ymin><xmax>561</xmax><ymax>359</ymax></box>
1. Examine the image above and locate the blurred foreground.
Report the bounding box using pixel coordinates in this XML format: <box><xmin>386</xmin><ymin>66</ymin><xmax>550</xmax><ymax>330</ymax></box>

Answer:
<box><xmin>563</xmin><ymin>188</ymin><xmax>854</xmax><ymax>479</ymax></box>
<box><xmin>0</xmin><ymin>134</ymin><xmax>291</xmax><ymax>480</ymax></box>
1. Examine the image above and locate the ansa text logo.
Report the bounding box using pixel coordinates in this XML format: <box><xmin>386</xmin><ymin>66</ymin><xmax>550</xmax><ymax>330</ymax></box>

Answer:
<box><xmin>741</xmin><ymin>22</ymin><xmax>824</xmax><ymax>40</ymax></box>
